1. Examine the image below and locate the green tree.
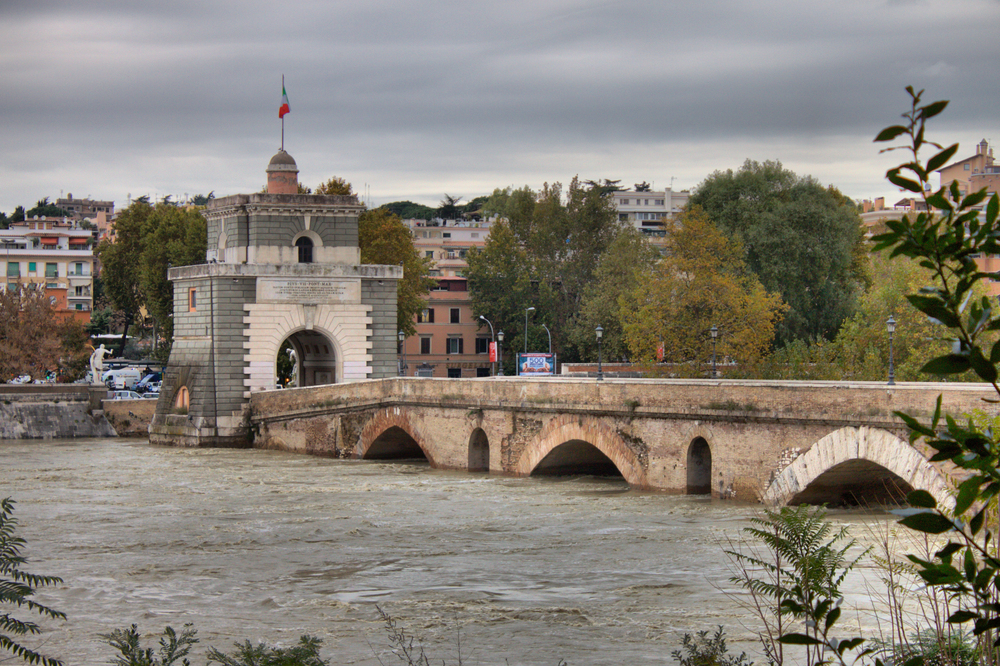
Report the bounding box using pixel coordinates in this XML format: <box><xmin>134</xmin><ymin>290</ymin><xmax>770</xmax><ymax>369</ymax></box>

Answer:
<box><xmin>378</xmin><ymin>201</ymin><xmax>435</xmax><ymax>221</ymax></box>
<box><xmin>870</xmin><ymin>87</ymin><xmax>1000</xmax><ymax>656</ymax></box>
<box><xmin>190</xmin><ymin>192</ymin><xmax>215</xmax><ymax>206</ymax></box>
<box><xmin>621</xmin><ymin>208</ymin><xmax>786</xmax><ymax>372</ymax></box>
<box><xmin>25</xmin><ymin>198</ymin><xmax>70</xmax><ymax>219</ymax></box>
<box><xmin>139</xmin><ymin>205</ymin><xmax>207</xmax><ymax>345</ymax></box>
<box><xmin>688</xmin><ymin>160</ymin><xmax>868</xmax><ymax>347</ymax></box>
<box><xmin>358</xmin><ymin>208</ymin><xmax>434</xmax><ymax>335</ymax></box>
<box><xmin>95</xmin><ymin>201</ymin><xmax>151</xmax><ymax>356</ymax></box>
<box><xmin>570</xmin><ymin>226</ymin><xmax>660</xmax><ymax>362</ymax></box>
<box><xmin>101</xmin><ymin>624</ymin><xmax>198</xmax><ymax>666</ymax></box>
<box><xmin>468</xmin><ymin>178</ymin><xmax>623</xmax><ymax>364</ymax></box>
<box><xmin>11</xmin><ymin>206</ymin><xmax>25</xmax><ymax>223</ymax></box>
<box><xmin>207</xmin><ymin>635</ymin><xmax>327</xmax><ymax>665</ymax></box>
<box><xmin>437</xmin><ymin>194</ymin><xmax>462</xmax><ymax>219</ymax></box>
<box><xmin>0</xmin><ymin>498</ymin><xmax>66</xmax><ymax>666</ymax></box>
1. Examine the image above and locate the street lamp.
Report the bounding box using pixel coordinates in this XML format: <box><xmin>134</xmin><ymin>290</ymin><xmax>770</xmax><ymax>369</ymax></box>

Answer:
<box><xmin>887</xmin><ymin>315</ymin><xmax>896</xmax><ymax>386</ymax></box>
<box><xmin>596</xmin><ymin>325</ymin><xmax>604</xmax><ymax>381</ymax></box>
<box><xmin>479</xmin><ymin>315</ymin><xmax>495</xmax><ymax>376</ymax></box>
<box><xmin>524</xmin><ymin>306</ymin><xmax>535</xmax><ymax>354</ymax></box>
<box><xmin>398</xmin><ymin>330</ymin><xmax>407</xmax><ymax>377</ymax></box>
<box><xmin>541</xmin><ymin>323</ymin><xmax>551</xmax><ymax>355</ymax></box>
<box><xmin>497</xmin><ymin>330</ymin><xmax>505</xmax><ymax>376</ymax></box>
<box><xmin>710</xmin><ymin>325</ymin><xmax>718</xmax><ymax>378</ymax></box>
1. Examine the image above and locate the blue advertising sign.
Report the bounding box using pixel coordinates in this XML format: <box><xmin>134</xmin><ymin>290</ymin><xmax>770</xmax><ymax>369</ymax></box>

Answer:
<box><xmin>517</xmin><ymin>353</ymin><xmax>555</xmax><ymax>376</ymax></box>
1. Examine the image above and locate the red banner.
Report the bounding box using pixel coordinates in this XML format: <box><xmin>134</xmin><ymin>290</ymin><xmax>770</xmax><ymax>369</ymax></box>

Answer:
<box><xmin>489</xmin><ymin>342</ymin><xmax>497</xmax><ymax>362</ymax></box>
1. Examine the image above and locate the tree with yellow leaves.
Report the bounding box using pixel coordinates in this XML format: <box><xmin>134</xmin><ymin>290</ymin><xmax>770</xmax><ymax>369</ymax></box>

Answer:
<box><xmin>621</xmin><ymin>207</ymin><xmax>786</xmax><ymax>374</ymax></box>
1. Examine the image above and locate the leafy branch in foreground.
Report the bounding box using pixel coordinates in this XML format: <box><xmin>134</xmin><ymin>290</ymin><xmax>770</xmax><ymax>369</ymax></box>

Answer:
<box><xmin>100</xmin><ymin>624</ymin><xmax>198</xmax><ymax>666</ymax></box>
<box><xmin>0</xmin><ymin>497</ymin><xmax>66</xmax><ymax>666</ymax></box>
<box><xmin>873</xmin><ymin>86</ymin><xmax>1000</xmax><ymax>657</ymax></box>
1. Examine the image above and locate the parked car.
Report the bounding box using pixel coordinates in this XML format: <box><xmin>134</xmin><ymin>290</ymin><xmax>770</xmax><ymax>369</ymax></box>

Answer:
<box><xmin>135</xmin><ymin>372</ymin><xmax>162</xmax><ymax>392</ymax></box>
<box><xmin>103</xmin><ymin>367</ymin><xmax>143</xmax><ymax>390</ymax></box>
<box><xmin>110</xmin><ymin>390</ymin><xmax>143</xmax><ymax>400</ymax></box>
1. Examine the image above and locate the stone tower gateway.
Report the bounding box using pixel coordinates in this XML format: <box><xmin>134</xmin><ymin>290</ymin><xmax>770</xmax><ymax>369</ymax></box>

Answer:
<box><xmin>149</xmin><ymin>150</ymin><xmax>401</xmax><ymax>447</ymax></box>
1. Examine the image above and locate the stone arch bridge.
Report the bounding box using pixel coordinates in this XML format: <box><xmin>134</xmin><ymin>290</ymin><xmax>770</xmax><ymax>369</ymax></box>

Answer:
<box><xmin>245</xmin><ymin>378</ymin><xmax>995</xmax><ymax>505</ymax></box>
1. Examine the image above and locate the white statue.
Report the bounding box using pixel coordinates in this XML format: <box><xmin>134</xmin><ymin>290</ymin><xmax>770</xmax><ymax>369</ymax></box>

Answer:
<box><xmin>286</xmin><ymin>347</ymin><xmax>298</xmax><ymax>388</ymax></box>
<box><xmin>89</xmin><ymin>344</ymin><xmax>109</xmax><ymax>384</ymax></box>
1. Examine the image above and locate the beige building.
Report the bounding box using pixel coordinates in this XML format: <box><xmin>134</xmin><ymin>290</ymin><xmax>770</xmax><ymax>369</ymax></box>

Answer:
<box><xmin>1</xmin><ymin>217</ymin><xmax>95</xmax><ymax>322</ymax></box>
<box><xmin>937</xmin><ymin>139</ymin><xmax>998</xmax><ymax>199</ymax></box>
<box><xmin>611</xmin><ymin>188</ymin><xmax>689</xmax><ymax>240</ymax></box>
<box><xmin>55</xmin><ymin>194</ymin><xmax>115</xmax><ymax>221</ymax></box>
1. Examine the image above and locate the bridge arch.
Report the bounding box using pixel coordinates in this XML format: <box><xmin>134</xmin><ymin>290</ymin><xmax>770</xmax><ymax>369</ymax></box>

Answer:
<box><xmin>764</xmin><ymin>426</ymin><xmax>953</xmax><ymax>507</ymax></box>
<box><xmin>515</xmin><ymin>416</ymin><xmax>647</xmax><ymax>487</ymax></box>
<box><xmin>358</xmin><ymin>408</ymin><xmax>437</xmax><ymax>465</ymax></box>
<box><xmin>468</xmin><ymin>428</ymin><xmax>490</xmax><ymax>472</ymax></box>
<box><xmin>686</xmin><ymin>437</ymin><xmax>712</xmax><ymax>495</ymax></box>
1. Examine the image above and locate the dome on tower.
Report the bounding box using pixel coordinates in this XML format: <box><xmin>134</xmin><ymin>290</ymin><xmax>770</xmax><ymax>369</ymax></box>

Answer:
<box><xmin>268</xmin><ymin>150</ymin><xmax>297</xmax><ymax>168</ymax></box>
<box><xmin>266</xmin><ymin>150</ymin><xmax>299</xmax><ymax>194</ymax></box>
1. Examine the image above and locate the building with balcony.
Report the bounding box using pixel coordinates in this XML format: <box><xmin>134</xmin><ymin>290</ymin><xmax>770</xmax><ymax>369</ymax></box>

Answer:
<box><xmin>55</xmin><ymin>194</ymin><xmax>115</xmax><ymax>221</ymax></box>
<box><xmin>1</xmin><ymin>217</ymin><xmax>95</xmax><ymax>322</ymax></box>
<box><xmin>610</xmin><ymin>188</ymin><xmax>689</xmax><ymax>239</ymax></box>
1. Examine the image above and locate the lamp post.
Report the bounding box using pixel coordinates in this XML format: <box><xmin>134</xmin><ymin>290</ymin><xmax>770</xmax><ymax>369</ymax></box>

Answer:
<box><xmin>596</xmin><ymin>325</ymin><xmax>604</xmax><ymax>381</ymax></box>
<box><xmin>524</xmin><ymin>306</ymin><xmax>535</xmax><ymax>354</ymax></box>
<box><xmin>887</xmin><ymin>315</ymin><xmax>896</xmax><ymax>386</ymax></box>
<box><xmin>398</xmin><ymin>330</ymin><xmax>407</xmax><ymax>377</ymax></box>
<box><xmin>541</xmin><ymin>323</ymin><xmax>551</xmax><ymax>355</ymax></box>
<box><xmin>710</xmin><ymin>325</ymin><xmax>718</xmax><ymax>378</ymax></box>
<box><xmin>497</xmin><ymin>330</ymin><xmax>505</xmax><ymax>376</ymax></box>
<box><xmin>479</xmin><ymin>315</ymin><xmax>495</xmax><ymax>376</ymax></box>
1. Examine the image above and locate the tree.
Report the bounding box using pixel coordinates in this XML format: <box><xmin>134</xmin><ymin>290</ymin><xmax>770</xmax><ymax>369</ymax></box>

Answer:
<box><xmin>634</xmin><ymin>181</ymin><xmax>652</xmax><ymax>192</ymax></box>
<box><xmin>95</xmin><ymin>202</ymin><xmax>152</xmax><ymax>357</ymax></box>
<box><xmin>378</xmin><ymin>201</ymin><xmax>435</xmax><ymax>221</ymax></box>
<box><xmin>138</xmin><ymin>205</ymin><xmax>207</xmax><ymax>344</ymax></box>
<box><xmin>96</xmin><ymin>201</ymin><xmax>206</xmax><ymax>356</ymax></box>
<box><xmin>0</xmin><ymin>498</ymin><xmax>66</xmax><ymax>666</ymax></box>
<box><xmin>314</xmin><ymin>177</ymin><xmax>353</xmax><ymax>196</ymax></box>
<box><xmin>688</xmin><ymin>160</ymin><xmax>868</xmax><ymax>347</ymax></box>
<box><xmin>570</xmin><ymin>226</ymin><xmax>659</xmax><ymax>362</ymax></box>
<box><xmin>358</xmin><ymin>208</ymin><xmax>434</xmax><ymax>335</ymax></box>
<box><xmin>468</xmin><ymin>178</ymin><xmax>624</xmax><ymax>364</ymax></box>
<box><xmin>101</xmin><ymin>624</ymin><xmax>198</xmax><ymax>666</ymax></box>
<box><xmin>437</xmin><ymin>194</ymin><xmax>462</xmax><ymax>219</ymax></box>
<box><xmin>0</xmin><ymin>288</ymin><xmax>66</xmax><ymax>382</ymax></box>
<box><xmin>190</xmin><ymin>192</ymin><xmax>215</xmax><ymax>206</ymax></box>
<box><xmin>25</xmin><ymin>198</ymin><xmax>71</xmax><ymax>219</ymax></box>
<box><xmin>11</xmin><ymin>206</ymin><xmax>25</xmax><ymax>223</ymax></box>
<box><xmin>868</xmin><ymin>87</ymin><xmax>1000</xmax><ymax>653</ymax></box>
<box><xmin>621</xmin><ymin>207</ymin><xmax>786</xmax><ymax>372</ymax></box>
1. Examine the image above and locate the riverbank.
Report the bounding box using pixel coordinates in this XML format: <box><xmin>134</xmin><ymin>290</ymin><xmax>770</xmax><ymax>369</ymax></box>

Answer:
<box><xmin>0</xmin><ymin>384</ymin><xmax>116</xmax><ymax>439</ymax></box>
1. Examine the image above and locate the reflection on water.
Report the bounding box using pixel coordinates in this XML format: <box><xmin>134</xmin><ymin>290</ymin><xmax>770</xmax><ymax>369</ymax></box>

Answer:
<box><xmin>2</xmin><ymin>438</ymin><xmax>895</xmax><ymax>665</ymax></box>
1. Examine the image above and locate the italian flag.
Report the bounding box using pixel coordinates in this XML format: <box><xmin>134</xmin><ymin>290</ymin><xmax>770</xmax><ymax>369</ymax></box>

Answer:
<box><xmin>279</xmin><ymin>85</ymin><xmax>290</xmax><ymax>118</ymax></box>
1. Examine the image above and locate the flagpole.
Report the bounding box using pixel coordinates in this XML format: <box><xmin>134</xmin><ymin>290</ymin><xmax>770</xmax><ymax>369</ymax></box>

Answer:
<box><xmin>281</xmin><ymin>74</ymin><xmax>285</xmax><ymax>152</ymax></box>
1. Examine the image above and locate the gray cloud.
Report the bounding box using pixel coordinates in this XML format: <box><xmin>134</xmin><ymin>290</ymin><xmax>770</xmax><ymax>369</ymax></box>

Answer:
<box><xmin>1</xmin><ymin>0</ymin><xmax>997</xmax><ymax>214</ymax></box>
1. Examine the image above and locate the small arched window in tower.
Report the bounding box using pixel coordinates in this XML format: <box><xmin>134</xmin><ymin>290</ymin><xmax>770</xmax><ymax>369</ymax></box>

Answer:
<box><xmin>296</xmin><ymin>237</ymin><xmax>314</xmax><ymax>264</ymax></box>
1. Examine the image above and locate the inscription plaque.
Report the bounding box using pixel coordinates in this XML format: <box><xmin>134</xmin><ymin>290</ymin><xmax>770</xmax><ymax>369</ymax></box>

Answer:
<box><xmin>257</xmin><ymin>278</ymin><xmax>360</xmax><ymax>303</ymax></box>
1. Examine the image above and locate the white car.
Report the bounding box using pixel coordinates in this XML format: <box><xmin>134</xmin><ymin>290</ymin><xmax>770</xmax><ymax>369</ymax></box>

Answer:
<box><xmin>111</xmin><ymin>390</ymin><xmax>143</xmax><ymax>400</ymax></box>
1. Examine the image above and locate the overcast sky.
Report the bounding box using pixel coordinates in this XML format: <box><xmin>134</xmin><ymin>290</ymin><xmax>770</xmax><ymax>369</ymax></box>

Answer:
<box><xmin>1</xmin><ymin>0</ymin><xmax>997</xmax><ymax>216</ymax></box>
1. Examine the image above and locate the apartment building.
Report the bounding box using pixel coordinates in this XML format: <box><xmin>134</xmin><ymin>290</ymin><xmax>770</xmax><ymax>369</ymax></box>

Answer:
<box><xmin>55</xmin><ymin>193</ymin><xmax>115</xmax><ymax>221</ymax></box>
<box><xmin>937</xmin><ymin>139</ymin><xmax>998</xmax><ymax>199</ymax></box>
<box><xmin>400</xmin><ymin>219</ymin><xmax>493</xmax><ymax>377</ymax></box>
<box><xmin>1</xmin><ymin>217</ymin><xmax>95</xmax><ymax>322</ymax></box>
<box><xmin>610</xmin><ymin>188</ymin><xmax>689</xmax><ymax>239</ymax></box>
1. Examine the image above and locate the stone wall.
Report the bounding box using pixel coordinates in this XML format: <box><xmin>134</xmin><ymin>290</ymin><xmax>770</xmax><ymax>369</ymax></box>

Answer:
<box><xmin>0</xmin><ymin>385</ymin><xmax>115</xmax><ymax>439</ymax></box>
<box><xmin>103</xmin><ymin>398</ymin><xmax>157</xmax><ymax>437</ymax></box>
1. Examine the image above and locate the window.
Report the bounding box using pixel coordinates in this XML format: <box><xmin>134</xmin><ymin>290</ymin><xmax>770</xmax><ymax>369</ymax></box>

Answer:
<box><xmin>420</xmin><ymin>337</ymin><xmax>431</xmax><ymax>354</ymax></box>
<box><xmin>295</xmin><ymin>237</ymin><xmax>313</xmax><ymax>263</ymax></box>
<box><xmin>447</xmin><ymin>368</ymin><xmax>462</xmax><ymax>378</ymax></box>
<box><xmin>46</xmin><ymin>283</ymin><xmax>58</xmax><ymax>289</ymax></box>
<box><xmin>443</xmin><ymin>232</ymin><xmax>451</xmax><ymax>238</ymax></box>
<box><xmin>45</xmin><ymin>263</ymin><xmax>57</xmax><ymax>278</ymax></box>
<box><xmin>188</xmin><ymin>288</ymin><xmax>197</xmax><ymax>311</ymax></box>
<box><xmin>418</xmin><ymin>308</ymin><xmax>435</xmax><ymax>323</ymax></box>
<box><xmin>450</xmin><ymin>308</ymin><xmax>460</xmax><ymax>324</ymax></box>
<box><xmin>74</xmin><ymin>262</ymin><xmax>83</xmax><ymax>275</ymax></box>
<box><xmin>425</xmin><ymin>250</ymin><xmax>434</xmax><ymax>258</ymax></box>
<box><xmin>476</xmin><ymin>367</ymin><xmax>490</xmax><ymax>377</ymax></box>
<box><xmin>28</xmin><ymin>262</ymin><xmax>36</xmax><ymax>272</ymax></box>
<box><xmin>965</xmin><ymin>164</ymin><xmax>971</xmax><ymax>170</ymax></box>
<box><xmin>75</xmin><ymin>286</ymin><xmax>85</xmax><ymax>296</ymax></box>
<box><xmin>75</xmin><ymin>303</ymin><xmax>83</xmax><ymax>310</ymax></box>
<box><xmin>6</xmin><ymin>283</ymin><xmax>16</xmax><ymax>292</ymax></box>
<box><xmin>6</xmin><ymin>262</ymin><xmax>18</xmax><ymax>278</ymax></box>
<box><xmin>622</xmin><ymin>198</ymin><xmax>630</xmax><ymax>205</ymax></box>
<box><xmin>447</xmin><ymin>337</ymin><xmax>464</xmax><ymax>354</ymax></box>
<box><xmin>475</xmin><ymin>338</ymin><xmax>489</xmax><ymax>354</ymax></box>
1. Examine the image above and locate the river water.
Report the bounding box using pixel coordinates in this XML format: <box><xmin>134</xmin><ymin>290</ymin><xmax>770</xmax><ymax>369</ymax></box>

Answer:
<box><xmin>3</xmin><ymin>438</ymin><xmax>901</xmax><ymax>665</ymax></box>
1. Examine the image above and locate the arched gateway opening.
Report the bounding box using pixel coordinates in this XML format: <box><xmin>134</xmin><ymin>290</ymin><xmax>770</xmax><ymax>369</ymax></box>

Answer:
<box><xmin>364</xmin><ymin>426</ymin><xmax>428</xmax><ymax>461</ymax></box>
<box><xmin>276</xmin><ymin>331</ymin><xmax>337</xmax><ymax>388</ymax></box>
<box><xmin>468</xmin><ymin>428</ymin><xmax>489</xmax><ymax>472</ymax></box>
<box><xmin>530</xmin><ymin>440</ymin><xmax>624</xmax><ymax>478</ymax></box>
<box><xmin>686</xmin><ymin>438</ymin><xmax>712</xmax><ymax>495</ymax></box>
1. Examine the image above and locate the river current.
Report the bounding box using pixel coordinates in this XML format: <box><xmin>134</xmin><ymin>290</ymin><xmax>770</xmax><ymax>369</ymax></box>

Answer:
<box><xmin>3</xmin><ymin>438</ymin><xmax>900</xmax><ymax>665</ymax></box>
